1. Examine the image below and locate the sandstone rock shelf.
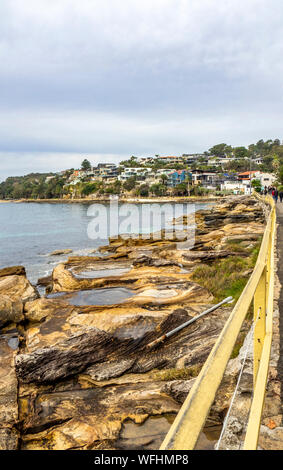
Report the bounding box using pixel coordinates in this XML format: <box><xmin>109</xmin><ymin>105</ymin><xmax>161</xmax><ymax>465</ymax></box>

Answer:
<box><xmin>0</xmin><ymin>195</ymin><xmax>266</xmax><ymax>450</ymax></box>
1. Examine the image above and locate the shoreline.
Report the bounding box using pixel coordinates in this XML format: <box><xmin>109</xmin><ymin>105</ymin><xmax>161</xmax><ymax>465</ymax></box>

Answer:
<box><xmin>0</xmin><ymin>195</ymin><xmax>222</xmax><ymax>204</ymax></box>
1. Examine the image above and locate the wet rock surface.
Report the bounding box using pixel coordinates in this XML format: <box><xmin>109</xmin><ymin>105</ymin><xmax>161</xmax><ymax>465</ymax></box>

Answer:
<box><xmin>0</xmin><ymin>195</ymin><xmax>266</xmax><ymax>449</ymax></box>
<box><xmin>49</xmin><ymin>249</ymin><xmax>73</xmax><ymax>256</ymax></box>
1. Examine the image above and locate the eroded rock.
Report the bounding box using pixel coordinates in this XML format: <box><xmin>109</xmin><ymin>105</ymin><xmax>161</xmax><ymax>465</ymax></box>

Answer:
<box><xmin>0</xmin><ymin>295</ymin><xmax>23</xmax><ymax>328</ymax></box>
<box><xmin>49</xmin><ymin>249</ymin><xmax>73</xmax><ymax>256</ymax></box>
<box><xmin>0</xmin><ymin>266</ymin><xmax>26</xmax><ymax>277</ymax></box>
<box><xmin>0</xmin><ymin>335</ymin><xmax>19</xmax><ymax>449</ymax></box>
<box><xmin>0</xmin><ymin>275</ymin><xmax>39</xmax><ymax>303</ymax></box>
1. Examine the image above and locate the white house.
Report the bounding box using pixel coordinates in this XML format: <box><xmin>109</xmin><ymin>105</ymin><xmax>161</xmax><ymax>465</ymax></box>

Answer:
<box><xmin>220</xmin><ymin>181</ymin><xmax>247</xmax><ymax>194</ymax></box>
<box><xmin>257</xmin><ymin>172</ymin><xmax>276</xmax><ymax>187</ymax></box>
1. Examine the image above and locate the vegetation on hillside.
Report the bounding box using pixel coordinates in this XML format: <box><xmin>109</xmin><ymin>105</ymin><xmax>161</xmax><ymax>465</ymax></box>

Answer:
<box><xmin>0</xmin><ymin>173</ymin><xmax>69</xmax><ymax>199</ymax></box>
<box><xmin>1</xmin><ymin>138</ymin><xmax>283</xmax><ymax>199</ymax></box>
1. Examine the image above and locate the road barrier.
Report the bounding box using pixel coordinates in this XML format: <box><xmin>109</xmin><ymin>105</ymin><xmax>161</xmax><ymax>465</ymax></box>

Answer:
<box><xmin>160</xmin><ymin>195</ymin><xmax>276</xmax><ymax>450</ymax></box>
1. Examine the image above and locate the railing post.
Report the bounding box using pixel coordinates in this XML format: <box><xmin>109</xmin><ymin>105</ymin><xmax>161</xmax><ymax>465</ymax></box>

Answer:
<box><xmin>253</xmin><ymin>267</ymin><xmax>266</xmax><ymax>385</ymax></box>
<box><xmin>244</xmin><ymin>203</ymin><xmax>275</xmax><ymax>450</ymax></box>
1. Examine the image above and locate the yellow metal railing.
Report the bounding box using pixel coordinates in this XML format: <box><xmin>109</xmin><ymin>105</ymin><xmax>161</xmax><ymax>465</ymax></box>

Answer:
<box><xmin>160</xmin><ymin>194</ymin><xmax>276</xmax><ymax>451</ymax></box>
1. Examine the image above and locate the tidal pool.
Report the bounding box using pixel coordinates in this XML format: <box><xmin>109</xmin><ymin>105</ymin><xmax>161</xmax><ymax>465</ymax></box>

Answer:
<box><xmin>47</xmin><ymin>287</ymin><xmax>134</xmax><ymax>306</ymax></box>
<box><xmin>71</xmin><ymin>267</ymin><xmax>131</xmax><ymax>279</ymax></box>
<box><xmin>115</xmin><ymin>415</ymin><xmax>221</xmax><ymax>450</ymax></box>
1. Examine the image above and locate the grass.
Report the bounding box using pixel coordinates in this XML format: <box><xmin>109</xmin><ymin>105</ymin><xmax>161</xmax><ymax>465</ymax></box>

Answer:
<box><xmin>225</xmin><ymin>238</ymin><xmax>252</xmax><ymax>254</ymax></box>
<box><xmin>191</xmin><ymin>239</ymin><xmax>262</xmax><ymax>303</ymax></box>
<box><xmin>191</xmin><ymin>256</ymin><xmax>250</xmax><ymax>302</ymax></box>
<box><xmin>151</xmin><ymin>364</ymin><xmax>202</xmax><ymax>381</ymax></box>
<box><xmin>190</xmin><ymin>238</ymin><xmax>262</xmax><ymax>359</ymax></box>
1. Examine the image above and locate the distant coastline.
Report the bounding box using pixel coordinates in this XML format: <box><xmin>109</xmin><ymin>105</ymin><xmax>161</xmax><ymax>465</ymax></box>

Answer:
<box><xmin>0</xmin><ymin>195</ymin><xmax>221</xmax><ymax>204</ymax></box>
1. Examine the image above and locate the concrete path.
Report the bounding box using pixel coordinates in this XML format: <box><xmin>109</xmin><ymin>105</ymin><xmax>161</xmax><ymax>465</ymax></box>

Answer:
<box><xmin>256</xmin><ymin>201</ymin><xmax>283</xmax><ymax>449</ymax></box>
<box><xmin>276</xmin><ymin>202</ymin><xmax>283</xmax><ymax>391</ymax></box>
<box><xmin>260</xmin><ymin>201</ymin><xmax>283</xmax><ymax>449</ymax></box>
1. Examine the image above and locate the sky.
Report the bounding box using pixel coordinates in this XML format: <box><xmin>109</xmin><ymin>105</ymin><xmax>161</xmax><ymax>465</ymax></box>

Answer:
<box><xmin>1</xmin><ymin>0</ymin><xmax>283</xmax><ymax>181</ymax></box>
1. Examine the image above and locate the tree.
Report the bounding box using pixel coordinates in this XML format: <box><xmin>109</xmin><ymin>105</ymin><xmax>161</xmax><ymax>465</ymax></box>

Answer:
<box><xmin>260</xmin><ymin>155</ymin><xmax>274</xmax><ymax>172</ymax></box>
<box><xmin>123</xmin><ymin>176</ymin><xmax>136</xmax><ymax>192</ymax></box>
<box><xmin>113</xmin><ymin>179</ymin><xmax>122</xmax><ymax>194</ymax></box>
<box><xmin>104</xmin><ymin>186</ymin><xmax>115</xmax><ymax>194</ymax></box>
<box><xmin>160</xmin><ymin>174</ymin><xmax>168</xmax><ymax>185</ymax></box>
<box><xmin>119</xmin><ymin>156</ymin><xmax>142</xmax><ymax>168</ymax></box>
<box><xmin>138</xmin><ymin>184</ymin><xmax>149</xmax><ymax>197</ymax></box>
<box><xmin>81</xmin><ymin>159</ymin><xmax>92</xmax><ymax>171</ymax></box>
<box><xmin>81</xmin><ymin>182</ymin><xmax>100</xmax><ymax>195</ymax></box>
<box><xmin>272</xmin><ymin>156</ymin><xmax>280</xmax><ymax>178</ymax></box>
<box><xmin>251</xmin><ymin>179</ymin><xmax>262</xmax><ymax>193</ymax></box>
<box><xmin>208</xmin><ymin>143</ymin><xmax>232</xmax><ymax>158</ymax></box>
<box><xmin>223</xmin><ymin>159</ymin><xmax>254</xmax><ymax>172</ymax></box>
<box><xmin>150</xmin><ymin>183</ymin><xmax>167</xmax><ymax>196</ymax></box>
<box><xmin>173</xmin><ymin>183</ymin><xmax>188</xmax><ymax>196</ymax></box>
<box><xmin>248</xmin><ymin>139</ymin><xmax>276</xmax><ymax>158</ymax></box>
<box><xmin>233</xmin><ymin>146</ymin><xmax>248</xmax><ymax>159</ymax></box>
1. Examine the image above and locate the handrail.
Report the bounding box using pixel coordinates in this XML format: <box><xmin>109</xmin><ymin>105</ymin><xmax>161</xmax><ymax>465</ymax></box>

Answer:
<box><xmin>160</xmin><ymin>194</ymin><xmax>276</xmax><ymax>450</ymax></box>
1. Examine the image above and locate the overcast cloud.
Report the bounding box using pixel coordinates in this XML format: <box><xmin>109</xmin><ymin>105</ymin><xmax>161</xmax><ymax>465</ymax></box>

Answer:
<box><xmin>1</xmin><ymin>0</ymin><xmax>283</xmax><ymax>180</ymax></box>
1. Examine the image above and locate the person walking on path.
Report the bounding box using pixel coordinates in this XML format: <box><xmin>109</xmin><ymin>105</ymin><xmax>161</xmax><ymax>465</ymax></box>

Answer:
<box><xmin>274</xmin><ymin>189</ymin><xmax>279</xmax><ymax>203</ymax></box>
<box><xmin>280</xmin><ymin>190</ymin><xmax>283</xmax><ymax>203</ymax></box>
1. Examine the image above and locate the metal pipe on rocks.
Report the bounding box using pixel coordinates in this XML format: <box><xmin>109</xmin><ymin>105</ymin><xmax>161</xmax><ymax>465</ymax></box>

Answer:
<box><xmin>145</xmin><ymin>296</ymin><xmax>234</xmax><ymax>351</ymax></box>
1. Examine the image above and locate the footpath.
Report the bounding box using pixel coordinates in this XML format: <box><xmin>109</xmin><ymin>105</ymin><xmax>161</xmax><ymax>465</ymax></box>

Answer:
<box><xmin>258</xmin><ymin>201</ymin><xmax>283</xmax><ymax>449</ymax></box>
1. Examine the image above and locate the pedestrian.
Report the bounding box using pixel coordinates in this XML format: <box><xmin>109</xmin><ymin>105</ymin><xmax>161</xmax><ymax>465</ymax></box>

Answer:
<box><xmin>280</xmin><ymin>190</ymin><xmax>283</xmax><ymax>203</ymax></box>
<box><xmin>274</xmin><ymin>189</ymin><xmax>279</xmax><ymax>203</ymax></box>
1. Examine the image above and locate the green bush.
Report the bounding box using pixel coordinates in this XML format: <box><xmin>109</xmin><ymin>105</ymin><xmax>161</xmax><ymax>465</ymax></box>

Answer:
<box><xmin>81</xmin><ymin>182</ymin><xmax>100</xmax><ymax>195</ymax></box>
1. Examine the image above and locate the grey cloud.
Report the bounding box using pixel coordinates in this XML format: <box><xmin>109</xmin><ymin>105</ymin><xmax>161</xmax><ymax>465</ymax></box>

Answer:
<box><xmin>0</xmin><ymin>0</ymin><xmax>283</xmax><ymax>178</ymax></box>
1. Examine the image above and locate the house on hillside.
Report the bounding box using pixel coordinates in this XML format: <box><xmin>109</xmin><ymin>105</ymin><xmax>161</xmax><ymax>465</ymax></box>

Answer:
<box><xmin>257</xmin><ymin>172</ymin><xmax>276</xmax><ymax>187</ymax></box>
<box><xmin>236</xmin><ymin>171</ymin><xmax>275</xmax><ymax>193</ymax></box>
<box><xmin>118</xmin><ymin>167</ymin><xmax>153</xmax><ymax>182</ymax></box>
<box><xmin>208</xmin><ymin>156</ymin><xmax>234</xmax><ymax>166</ymax></box>
<box><xmin>90</xmin><ymin>163</ymin><xmax>118</xmax><ymax>180</ymax></box>
<box><xmin>190</xmin><ymin>170</ymin><xmax>220</xmax><ymax>188</ymax></box>
<box><xmin>167</xmin><ymin>170</ymin><xmax>190</xmax><ymax>187</ymax></box>
<box><xmin>237</xmin><ymin>171</ymin><xmax>260</xmax><ymax>181</ymax></box>
<box><xmin>137</xmin><ymin>156</ymin><xmax>155</xmax><ymax>165</ymax></box>
<box><xmin>157</xmin><ymin>156</ymin><xmax>185</xmax><ymax>165</ymax></box>
<box><xmin>221</xmin><ymin>181</ymin><xmax>246</xmax><ymax>194</ymax></box>
<box><xmin>182</xmin><ymin>154</ymin><xmax>207</xmax><ymax>165</ymax></box>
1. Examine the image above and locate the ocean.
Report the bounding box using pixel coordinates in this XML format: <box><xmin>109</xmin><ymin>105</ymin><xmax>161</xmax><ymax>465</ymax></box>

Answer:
<box><xmin>0</xmin><ymin>201</ymin><xmax>209</xmax><ymax>284</ymax></box>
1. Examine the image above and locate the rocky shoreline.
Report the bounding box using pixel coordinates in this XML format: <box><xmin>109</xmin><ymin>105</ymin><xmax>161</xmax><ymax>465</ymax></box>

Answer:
<box><xmin>0</xmin><ymin>196</ymin><xmax>221</xmax><ymax>204</ymax></box>
<box><xmin>0</xmin><ymin>195</ymin><xmax>267</xmax><ymax>450</ymax></box>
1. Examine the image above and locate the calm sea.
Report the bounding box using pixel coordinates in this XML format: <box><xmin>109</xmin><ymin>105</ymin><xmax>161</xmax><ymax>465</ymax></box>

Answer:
<box><xmin>0</xmin><ymin>201</ymin><xmax>209</xmax><ymax>284</ymax></box>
